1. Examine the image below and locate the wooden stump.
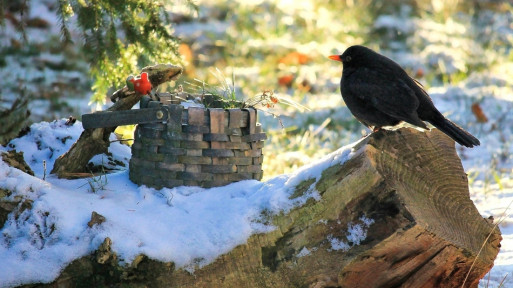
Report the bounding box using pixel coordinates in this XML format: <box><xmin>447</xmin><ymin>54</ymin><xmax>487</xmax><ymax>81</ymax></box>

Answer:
<box><xmin>44</xmin><ymin>128</ymin><xmax>500</xmax><ymax>288</ymax></box>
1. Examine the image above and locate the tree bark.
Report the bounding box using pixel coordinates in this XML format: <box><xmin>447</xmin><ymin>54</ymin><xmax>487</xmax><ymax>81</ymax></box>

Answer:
<box><xmin>42</xmin><ymin>128</ymin><xmax>501</xmax><ymax>287</ymax></box>
<box><xmin>50</xmin><ymin>64</ymin><xmax>182</xmax><ymax>178</ymax></box>
<box><xmin>0</xmin><ymin>98</ymin><xmax>29</xmax><ymax>146</ymax></box>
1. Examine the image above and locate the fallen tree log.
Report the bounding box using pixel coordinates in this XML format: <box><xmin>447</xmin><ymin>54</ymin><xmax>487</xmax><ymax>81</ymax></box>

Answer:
<box><xmin>42</xmin><ymin>128</ymin><xmax>500</xmax><ymax>287</ymax></box>
<box><xmin>50</xmin><ymin>64</ymin><xmax>182</xmax><ymax>178</ymax></box>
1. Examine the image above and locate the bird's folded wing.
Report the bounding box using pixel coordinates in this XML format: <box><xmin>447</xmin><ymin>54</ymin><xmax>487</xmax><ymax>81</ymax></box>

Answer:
<box><xmin>347</xmin><ymin>68</ymin><xmax>420</xmax><ymax>122</ymax></box>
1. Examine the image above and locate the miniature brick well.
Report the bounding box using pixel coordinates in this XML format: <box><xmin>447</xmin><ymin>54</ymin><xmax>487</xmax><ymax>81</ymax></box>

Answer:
<box><xmin>129</xmin><ymin>100</ymin><xmax>267</xmax><ymax>189</ymax></box>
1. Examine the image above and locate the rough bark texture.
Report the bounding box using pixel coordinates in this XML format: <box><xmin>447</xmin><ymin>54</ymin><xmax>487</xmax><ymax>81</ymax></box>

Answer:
<box><xmin>34</xmin><ymin>128</ymin><xmax>500</xmax><ymax>288</ymax></box>
<box><xmin>50</xmin><ymin>64</ymin><xmax>182</xmax><ymax>178</ymax></box>
<box><xmin>0</xmin><ymin>98</ymin><xmax>29</xmax><ymax>146</ymax></box>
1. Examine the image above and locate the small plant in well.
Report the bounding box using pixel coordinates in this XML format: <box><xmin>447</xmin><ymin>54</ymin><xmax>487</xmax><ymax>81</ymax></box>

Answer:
<box><xmin>184</xmin><ymin>68</ymin><xmax>308</xmax><ymax>115</ymax></box>
<box><xmin>185</xmin><ymin>68</ymin><xmax>240</xmax><ymax>109</ymax></box>
<box><xmin>243</xmin><ymin>89</ymin><xmax>279</xmax><ymax>109</ymax></box>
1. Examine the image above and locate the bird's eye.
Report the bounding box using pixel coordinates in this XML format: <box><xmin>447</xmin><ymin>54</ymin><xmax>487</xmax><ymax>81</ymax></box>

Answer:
<box><xmin>345</xmin><ymin>56</ymin><xmax>352</xmax><ymax>62</ymax></box>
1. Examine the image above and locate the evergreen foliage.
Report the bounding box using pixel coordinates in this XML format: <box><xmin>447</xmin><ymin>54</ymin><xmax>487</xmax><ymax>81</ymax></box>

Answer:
<box><xmin>56</xmin><ymin>0</ymin><xmax>196</xmax><ymax>105</ymax></box>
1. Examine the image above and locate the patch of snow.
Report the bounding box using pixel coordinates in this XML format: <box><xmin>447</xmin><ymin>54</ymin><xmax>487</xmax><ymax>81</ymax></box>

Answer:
<box><xmin>296</xmin><ymin>247</ymin><xmax>311</xmax><ymax>258</ymax></box>
<box><xmin>328</xmin><ymin>216</ymin><xmax>374</xmax><ymax>252</ymax></box>
<box><xmin>470</xmin><ymin>183</ymin><xmax>513</xmax><ymax>288</ymax></box>
<box><xmin>318</xmin><ymin>219</ymin><xmax>328</xmax><ymax>225</ymax></box>
<box><xmin>180</xmin><ymin>100</ymin><xmax>205</xmax><ymax>109</ymax></box>
<box><xmin>328</xmin><ymin>235</ymin><xmax>350</xmax><ymax>252</ymax></box>
<box><xmin>346</xmin><ymin>217</ymin><xmax>374</xmax><ymax>246</ymax></box>
<box><xmin>374</xmin><ymin>15</ymin><xmax>414</xmax><ymax>34</ymax></box>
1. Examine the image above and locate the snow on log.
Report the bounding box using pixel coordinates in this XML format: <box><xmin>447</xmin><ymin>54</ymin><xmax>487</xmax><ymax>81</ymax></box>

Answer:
<box><xmin>46</xmin><ymin>128</ymin><xmax>500</xmax><ymax>287</ymax></box>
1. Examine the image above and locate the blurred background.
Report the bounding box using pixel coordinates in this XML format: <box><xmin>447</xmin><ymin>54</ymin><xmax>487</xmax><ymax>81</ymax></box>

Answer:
<box><xmin>1</xmin><ymin>0</ymin><xmax>512</xmax><ymax>185</ymax></box>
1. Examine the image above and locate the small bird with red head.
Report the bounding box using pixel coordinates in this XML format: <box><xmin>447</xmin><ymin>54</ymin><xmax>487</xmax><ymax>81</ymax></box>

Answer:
<box><xmin>126</xmin><ymin>72</ymin><xmax>152</xmax><ymax>96</ymax></box>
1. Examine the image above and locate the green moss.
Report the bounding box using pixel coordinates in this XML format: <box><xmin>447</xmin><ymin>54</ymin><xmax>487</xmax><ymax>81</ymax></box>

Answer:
<box><xmin>289</xmin><ymin>178</ymin><xmax>316</xmax><ymax>199</ymax></box>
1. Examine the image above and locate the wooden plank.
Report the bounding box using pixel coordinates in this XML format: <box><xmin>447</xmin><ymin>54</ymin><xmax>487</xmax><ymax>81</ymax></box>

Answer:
<box><xmin>81</xmin><ymin>107</ymin><xmax>168</xmax><ymax>129</ymax></box>
<box><xmin>228</xmin><ymin>157</ymin><xmax>253</xmax><ymax>165</ymax></box>
<box><xmin>162</xmin><ymin>179</ymin><xmax>184</xmax><ymax>188</ymax></box>
<box><xmin>185</xmin><ymin>164</ymin><xmax>202</xmax><ymax>173</ymax></box>
<box><xmin>237</xmin><ymin>165</ymin><xmax>263</xmax><ymax>173</ymax></box>
<box><xmin>131</xmin><ymin>141</ymin><xmax>143</xmax><ymax>150</ymax></box>
<box><xmin>157</xmin><ymin>170</ymin><xmax>177</xmax><ymax>180</ymax></box>
<box><xmin>177</xmin><ymin>171</ymin><xmax>214</xmax><ymax>181</ymax></box>
<box><xmin>139</xmin><ymin>137</ymin><xmax>165</xmax><ymax>146</ymax></box>
<box><xmin>210</xmin><ymin>108</ymin><xmax>226</xmax><ymax>134</ymax></box>
<box><xmin>166</xmin><ymin>104</ymin><xmax>183</xmax><ymax>132</ymax></box>
<box><xmin>203</xmin><ymin>180</ymin><xmax>229</xmax><ymax>188</ymax></box>
<box><xmin>139</xmin><ymin>128</ymin><xmax>162</xmax><ymax>139</ymax></box>
<box><xmin>229</xmin><ymin>128</ymin><xmax>243</xmax><ymax>136</ymax></box>
<box><xmin>252</xmin><ymin>171</ymin><xmax>263</xmax><ymax>180</ymax></box>
<box><xmin>228</xmin><ymin>109</ymin><xmax>243</xmax><ymax>128</ymax></box>
<box><xmin>234</xmin><ymin>149</ymin><xmax>262</xmax><ymax>157</ymax></box>
<box><xmin>223</xmin><ymin>173</ymin><xmax>253</xmax><ymax>181</ymax></box>
<box><xmin>140</xmin><ymin>151</ymin><xmax>165</xmax><ymax>162</ymax></box>
<box><xmin>210</xmin><ymin>141</ymin><xmax>225</xmax><ymax>149</ymax></box>
<box><xmin>203</xmin><ymin>133</ymin><xmax>230</xmax><ymax>142</ymax></box>
<box><xmin>210</xmin><ymin>140</ymin><xmax>252</xmax><ymax>150</ymax></box>
<box><xmin>182</xmin><ymin>133</ymin><xmax>203</xmax><ymax>141</ymax></box>
<box><xmin>129</xmin><ymin>157</ymin><xmax>156</xmax><ymax>169</ymax></box>
<box><xmin>202</xmin><ymin>164</ymin><xmax>237</xmax><ymax>173</ymax></box>
<box><xmin>251</xmin><ymin>141</ymin><xmax>265</xmax><ymax>149</ymax></box>
<box><xmin>141</xmin><ymin>122</ymin><xmax>167</xmax><ymax>130</ymax></box>
<box><xmin>212</xmin><ymin>157</ymin><xmax>229</xmax><ymax>165</ymax></box>
<box><xmin>182</xmin><ymin>125</ymin><xmax>210</xmax><ymax>134</ymax></box>
<box><xmin>243</xmin><ymin>108</ymin><xmax>256</xmax><ymax>134</ymax></box>
<box><xmin>253</xmin><ymin>156</ymin><xmax>263</xmax><ymax>164</ymax></box>
<box><xmin>225</xmin><ymin>142</ymin><xmax>251</xmax><ymax>150</ymax></box>
<box><xmin>180</xmin><ymin>141</ymin><xmax>210</xmax><ymax>149</ymax></box>
<box><xmin>203</xmin><ymin>149</ymin><xmax>235</xmax><ymax>157</ymax></box>
<box><xmin>163</xmin><ymin>155</ymin><xmax>179</xmax><ymax>163</ymax></box>
<box><xmin>242</xmin><ymin>133</ymin><xmax>267</xmax><ymax>142</ymax></box>
<box><xmin>230</xmin><ymin>135</ymin><xmax>242</xmax><ymax>143</ymax></box>
<box><xmin>187</xmin><ymin>107</ymin><xmax>206</xmax><ymax>125</ymax></box>
<box><xmin>186</xmin><ymin>149</ymin><xmax>203</xmax><ymax>156</ymax></box>
<box><xmin>178</xmin><ymin>156</ymin><xmax>212</xmax><ymax>165</ymax></box>
<box><xmin>163</xmin><ymin>131</ymin><xmax>183</xmax><ymax>141</ymax></box>
<box><xmin>156</xmin><ymin>162</ymin><xmax>185</xmax><ymax>171</ymax></box>
<box><xmin>140</xmin><ymin>144</ymin><xmax>159</xmax><ymax>153</ymax></box>
<box><xmin>183</xmin><ymin>180</ymin><xmax>202</xmax><ymax>187</ymax></box>
<box><xmin>158</xmin><ymin>146</ymin><xmax>186</xmax><ymax>155</ymax></box>
<box><xmin>161</xmin><ymin>140</ymin><xmax>181</xmax><ymax>148</ymax></box>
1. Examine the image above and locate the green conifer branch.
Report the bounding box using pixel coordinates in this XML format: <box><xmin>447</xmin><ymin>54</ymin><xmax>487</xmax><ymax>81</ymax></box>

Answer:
<box><xmin>56</xmin><ymin>0</ymin><xmax>196</xmax><ymax>105</ymax></box>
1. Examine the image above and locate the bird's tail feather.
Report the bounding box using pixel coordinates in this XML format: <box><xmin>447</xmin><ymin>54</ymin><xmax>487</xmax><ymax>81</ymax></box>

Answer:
<box><xmin>428</xmin><ymin>116</ymin><xmax>480</xmax><ymax>148</ymax></box>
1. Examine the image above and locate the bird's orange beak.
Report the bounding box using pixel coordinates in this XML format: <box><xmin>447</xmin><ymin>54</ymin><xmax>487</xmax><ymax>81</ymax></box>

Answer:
<box><xmin>329</xmin><ymin>55</ymin><xmax>342</xmax><ymax>62</ymax></box>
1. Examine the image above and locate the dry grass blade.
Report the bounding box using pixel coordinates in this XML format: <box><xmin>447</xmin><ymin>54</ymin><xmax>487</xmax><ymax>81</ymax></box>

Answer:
<box><xmin>461</xmin><ymin>199</ymin><xmax>511</xmax><ymax>288</ymax></box>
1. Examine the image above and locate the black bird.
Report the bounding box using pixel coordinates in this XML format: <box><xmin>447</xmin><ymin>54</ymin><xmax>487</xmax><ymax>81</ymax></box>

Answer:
<box><xmin>329</xmin><ymin>45</ymin><xmax>480</xmax><ymax>148</ymax></box>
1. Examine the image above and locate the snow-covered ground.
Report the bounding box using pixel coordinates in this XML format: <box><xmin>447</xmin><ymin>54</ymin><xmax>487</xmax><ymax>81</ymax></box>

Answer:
<box><xmin>0</xmin><ymin>116</ymin><xmax>510</xmax><ymax>287</ymax></box>
<box><xmin>0</xmin><ymin>119</ymin><xmax>357</xmax><ymax>287</ymax></box>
